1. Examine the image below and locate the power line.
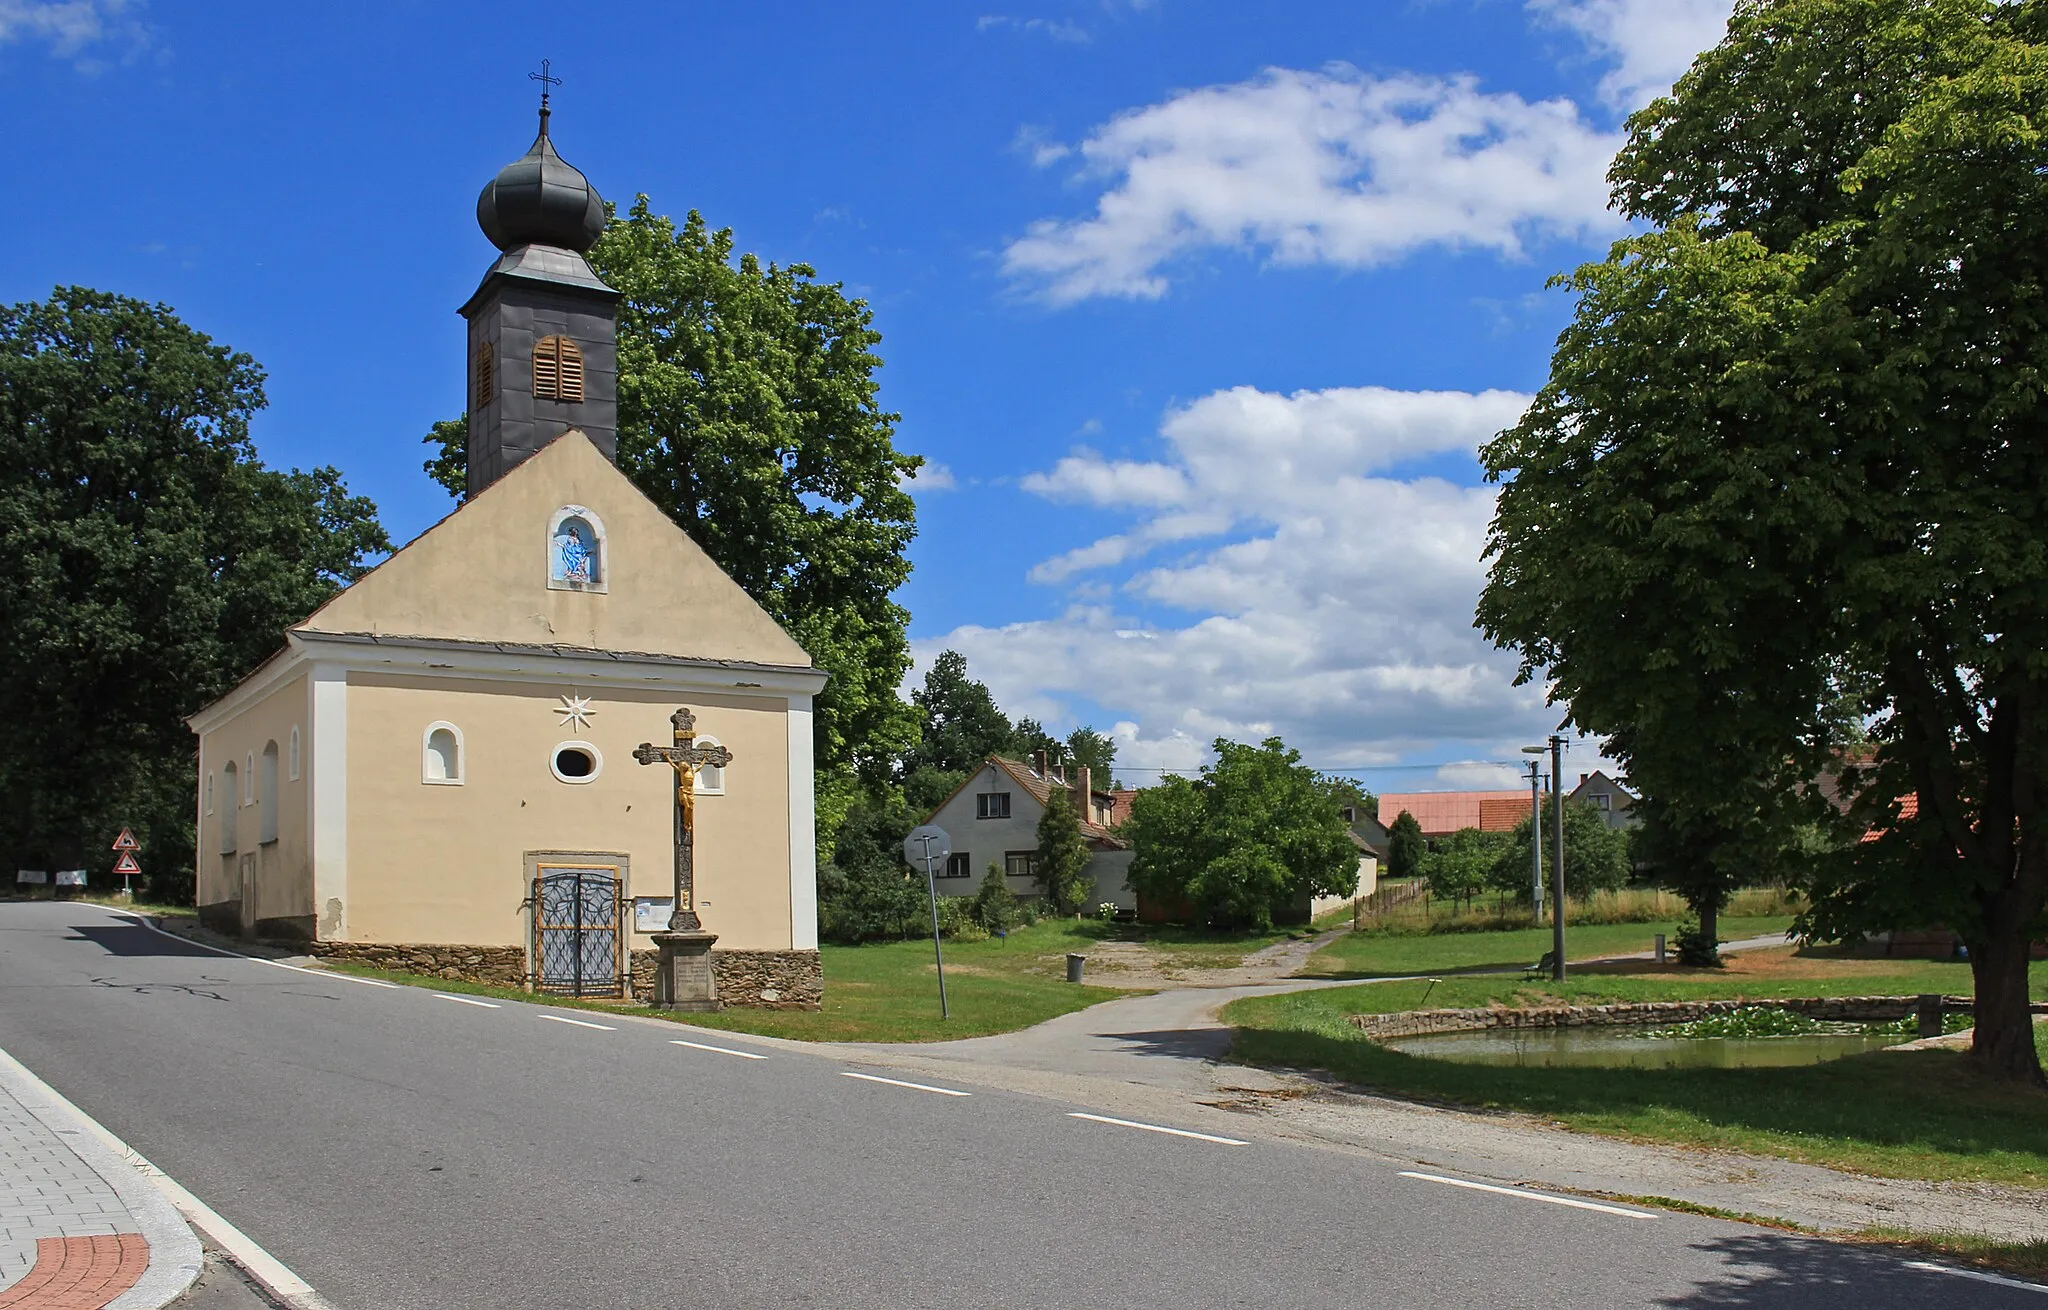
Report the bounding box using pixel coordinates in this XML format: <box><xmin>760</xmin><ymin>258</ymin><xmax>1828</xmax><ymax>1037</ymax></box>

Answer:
<box><xmin>1104</xmin><ymin>761</ymin><xmax>1523</xmax><ymax>775</ymax></box>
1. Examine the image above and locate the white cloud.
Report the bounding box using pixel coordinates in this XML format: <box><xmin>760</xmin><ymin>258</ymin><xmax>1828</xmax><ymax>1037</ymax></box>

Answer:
<box><xmin>978</xmin><ymin>14</ymin><xmax>1091</xmax><ymax>44</ymax></box>
<box><xmin>919</xmin><ymin>384</ymin><xmax>1575</xmax><ymax>774</ymax></box>
<box><xmin>904</xmin><ymin>461</ymin><xmax>956</xmax><ymax>493</ymax></box>
<box><xmin>1003</xmin><ymin>64</ymin><xmax>1621</xmax><ymax>304</ymax></box>
<box><xmin>0</xmin><ymin>0</ymin><xmax>147</xmax><ymax>65</ymax></box>
<box><xmin>1436</xmin><ymin>761</ymin><xmax>1527</xmax><ymax>789</ymax></box>
<box><xmin>1529</xmin><ymin>0</ymin><xmax>1735</xmax><ymax>109</ymax></box>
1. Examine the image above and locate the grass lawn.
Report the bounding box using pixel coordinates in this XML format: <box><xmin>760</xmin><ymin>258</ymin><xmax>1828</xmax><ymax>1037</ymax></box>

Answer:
<box><xmin>1224</xmin><ymin>947</ymin><xmax>2048</xmax><ymax>1188</ymax></box>
<box><xmin>1306</xmin><ymin>914</ymin><xmax>1798</xmax><ymax>977</ymax></box>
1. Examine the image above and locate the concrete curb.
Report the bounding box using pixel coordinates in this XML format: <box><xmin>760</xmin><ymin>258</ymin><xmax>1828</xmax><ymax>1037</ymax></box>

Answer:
<box><xmin>0</xmin><ymin>1046</ymin><xmax>203</xmax><ymax>1310</ymax></box>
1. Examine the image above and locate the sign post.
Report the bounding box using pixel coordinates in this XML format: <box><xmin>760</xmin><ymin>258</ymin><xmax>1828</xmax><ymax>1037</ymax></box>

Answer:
<box><xmin>903</xmin><ymin>824</ymin><xmax>953</xmax><ymax>1020</ymax></box>
<box><xmin>112</xmin><ymin>829</ymin><xmax>141</xmax><ymax>900</ymax></box>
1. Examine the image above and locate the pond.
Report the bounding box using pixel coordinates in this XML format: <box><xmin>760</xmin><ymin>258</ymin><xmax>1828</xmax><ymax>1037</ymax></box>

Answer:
<box><xmin>1383</xmin><ymin>1026</ymin><xmax>1910</xmax><ymax>1069</ymax></box>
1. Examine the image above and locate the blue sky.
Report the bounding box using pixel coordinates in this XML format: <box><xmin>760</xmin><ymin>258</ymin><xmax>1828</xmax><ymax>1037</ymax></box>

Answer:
<box><xmin>2</xmin><ymin>0</ymin><xmax>1733</xmax><ymax>792</ymax></box>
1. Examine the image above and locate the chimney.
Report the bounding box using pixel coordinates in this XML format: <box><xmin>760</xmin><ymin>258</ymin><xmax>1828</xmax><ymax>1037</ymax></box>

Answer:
<box><xmin>1074</xmin><ymin>766</ymin><xmax>1093</xmax><ymax>820</ymax></box>
<box><xmin>1580</xmin><ymin>773</ymin><xmax>1590</xmax><ymax>786</ymax></box>
<box><xmin>1031</xmin><ymin>749</ymin><xmax>1047</xmax><ymax>778</ymax></box>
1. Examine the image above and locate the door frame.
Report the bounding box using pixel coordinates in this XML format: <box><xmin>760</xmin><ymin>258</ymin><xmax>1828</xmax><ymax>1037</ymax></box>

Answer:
<box><xmin>522</xmin><ymin>850</ymin><xmax>632</xmax><ymax>996</ymax></box>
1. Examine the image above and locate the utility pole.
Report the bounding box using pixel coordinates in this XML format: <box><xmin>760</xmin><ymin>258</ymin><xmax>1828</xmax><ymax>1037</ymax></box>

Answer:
<box><xmin>1550</xmin><ymin>733</ymin><xmax>1567</xmax><ymax>982</ymax></box>
<box><xmin>1525</xmin><ymin>760</ymin><xmax>1544</xmax><ymax>924</ymax></box>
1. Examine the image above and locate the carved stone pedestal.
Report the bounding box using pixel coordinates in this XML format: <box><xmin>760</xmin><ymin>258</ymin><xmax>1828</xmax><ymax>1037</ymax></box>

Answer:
<box><xmin>652</xmin><ymin>930</ymin><xmax>721</xmax><ymax>1011</ymax></box>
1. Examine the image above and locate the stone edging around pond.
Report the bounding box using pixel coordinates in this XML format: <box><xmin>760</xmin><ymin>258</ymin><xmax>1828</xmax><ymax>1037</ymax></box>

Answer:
<box><xmin>1348</xmin><ymin>996</ymin><xmax>1979</xmax><ymax>1041</ymax></box>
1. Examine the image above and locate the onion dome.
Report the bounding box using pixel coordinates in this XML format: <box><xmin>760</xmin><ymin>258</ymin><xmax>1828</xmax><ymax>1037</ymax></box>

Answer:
<box><xmin>476</xmin><ymin>106</ymin><xmax>606</xmax><ymax>253</ymax></box>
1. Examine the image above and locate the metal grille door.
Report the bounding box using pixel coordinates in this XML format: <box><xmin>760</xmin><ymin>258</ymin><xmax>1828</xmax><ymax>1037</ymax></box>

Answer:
<box><xmin>534</xmin><ymin>866</ymin><xmax>623</xmax><ymax>997</ymax></box>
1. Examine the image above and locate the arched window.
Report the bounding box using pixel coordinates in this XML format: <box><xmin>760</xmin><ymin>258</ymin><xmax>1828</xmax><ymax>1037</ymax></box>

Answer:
<box><xmin>288</xmin><ymin>726</ymin><xmax>302</xmax><ymax>782</ymax></box>
<box><xmin>204</xmin><ymin>771</ymin><xmax>214</xmax><ymax>816</ymax></box>
<box><xmin>423</xmin><ymin>723</ymin><xmax>464</xmax><ymax>785</ymax></box>
<box><xmin>473</xmin><ymin>340</ymin><xmax>495</xmax><ymax>410</ymax></box>
<box><xmin>260</xmin><ymin>742</ymin><xmax>280</xmax><ymax>844</ymax></box>
<box><xmin>547</xmin><ymin>505</ymin><xmax>607</xmax><ymax>592</ymax></box>
<box><xmin>694</xmin><ymin>735</ymin><xmax>726</xmax><ymax>796</ymax></box>
<box><xmin>220</xmin><ymin>762</ymin><xmax>239</xmax><ymax>854</ymax></box>
<box><xmin>533</xmin><ymin>335</ymin><xmax>585</xmax><ymax>403</ymax></box>
<box><xmin>550</xmin><ymin>741</ymin><xmax>602</xmax><ymax>784</ymax></box>
<box><xmin>244</xmin><ymin>753</ymin><xmax>255</xmax><ymax>805</ymax></box>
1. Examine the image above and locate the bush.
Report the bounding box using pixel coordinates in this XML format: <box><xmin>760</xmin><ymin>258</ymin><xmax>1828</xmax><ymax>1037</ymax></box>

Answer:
<box><xmin>969</xmin><ymin>863</ymin><xmax>1020</xmax><ymax>933</ymax></box>
<box><xmin>1673</xmin><ymin>916</ymin><xmax>1723</xmax><ymax>967</ymax></box>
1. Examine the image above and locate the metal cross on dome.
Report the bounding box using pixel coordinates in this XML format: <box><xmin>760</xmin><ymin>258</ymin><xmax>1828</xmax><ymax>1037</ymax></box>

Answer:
<box><xmin>529</xmin><ymin>59</ymin><xmax>561</xmax><ymax>109</ymax></box>
<box><xmin>633</xmin><ymin>708</ymin><xmax>734</xmax><ymax>934</ymax></box>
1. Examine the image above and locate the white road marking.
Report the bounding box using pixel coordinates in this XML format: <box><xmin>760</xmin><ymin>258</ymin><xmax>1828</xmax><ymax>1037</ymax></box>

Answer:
<box><xmin>840</xmin><ymin>1071</ymin><xmax>971</xmax><ymax>1096</ymax></box>
<box><xmin>1905</xmin><ymin>1260</ymin><xmax>2048</xmax><ymax>1294</ymax></box>
<box><xmin>539</xmin><ymin>1014</ymin><xmax>615</xmax><ymax>1030</ymax></box>
<box><xmin>1398</xmin><ymin>1171</ymin><xmax>1655</xmax><ymax>1219</ymax></box>
<box><xmin>435</xmin><ymin>993</ymin><xmax>500</xmax><ymax>1008</ymax></box>
<box><xmin>0</xmin><ymin>1044</ymin><xmax>337</xmax><ymax>1310</ymax></box>
<box><xmin>671</xmin><ymin>1038</ymin><xmax>768</xmax><ymax>1060</ymax></box>
<box><xmin>108</xmin><ymin>908</ymin><xmax>400</xmax><ymax>987</ymax></box>
<box><xmin>1067</xmin><ymin>1112</ymin><xmax>1248</xmax><ymax>1146</ymax></box>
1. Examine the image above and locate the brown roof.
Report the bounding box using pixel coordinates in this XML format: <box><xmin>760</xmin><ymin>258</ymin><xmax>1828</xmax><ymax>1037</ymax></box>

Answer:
<box><xmin>1104</xmin><ymin>789</ymin><xmax>1142</xmax><ymax>829</ymax></box>
<box><xmin>1378</xmin><ymin>790</ymin><xmax>1539</xmax><ymax>837</ymax></box>
<box><xmin>981</xmin><ymin>756</ymin><xmax>1128</xmax><ymax>849</ymax></box>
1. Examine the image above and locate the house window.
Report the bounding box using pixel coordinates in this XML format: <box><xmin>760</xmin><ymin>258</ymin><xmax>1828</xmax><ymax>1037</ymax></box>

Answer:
<box><xmin>693</xmin><ymin>735</ymin><xmax>725</xmax><ymax>796</ymax></box>
<box><xmin>423</xmin><ymin>723</ymin><xmax>464</xmax><ymax>785</ymax></box>
<box><xmin>941</xmin><ymin>853</ymin><xmax>972</xmax><ymax>879</ymax></box>
<box><xmin>976</xmin><ymin>792</ymin><xmax>1011</xmax><ymax>820</ymax></box>
<box><xmin>474</xmin><ymin>340</ymin><xmax>495</xmax><ymax>410</ymax></box>
<box><xmin>533</xmin><ymin>335</ymin><xmax>585</xmax><ymax>403</ymax></box>
<box><xmin>259</xmin><ymin>742</ymin><xmax>280</xmax><ymax>844</ymax></box>
<box><xmin>288</xmin><ymin>726</ymin><xmax>301</xmax><ymax>782</ymax></box>
<box><xmin>1593</xmin><ymin>794</ymin><xmax>1611</xmax><ymax>811</ymax></box>
<box><xmin>550</xmin><ymin>741</ymin><xmax>602</xmax><ymax>784</ymax></box>
<box><xmin>547</xmin><ymin>505</ymin><xmax>607</xmax><ymax>592</ymax></box>
<box><xmin>1005</xmin><ymin>851</ymin><xmax>1037</xmax><ymax>879</ymax></box>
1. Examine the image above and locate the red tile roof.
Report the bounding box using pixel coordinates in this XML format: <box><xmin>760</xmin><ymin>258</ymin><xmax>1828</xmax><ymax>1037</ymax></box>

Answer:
<box><xmin>1378</xmin><ymin>790</ymin><xmax>1538</xmax><ymax>837</ymax></box>
<box><xmin>1860</xmin><ymin>794</ymin><xmax>1918</xmax><ymax>844</ymax></box>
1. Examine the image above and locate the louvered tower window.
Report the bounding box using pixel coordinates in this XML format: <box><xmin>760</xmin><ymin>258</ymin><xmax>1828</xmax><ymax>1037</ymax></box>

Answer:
<box><xmin>533</xmin><ymin>335</ymin><xmax>585</xmax><ymax>403</ymax></box>
<box><xmin>473</xmin><ymin>341</ymin><xmax>494</xmax><ymax>409</ymax></box>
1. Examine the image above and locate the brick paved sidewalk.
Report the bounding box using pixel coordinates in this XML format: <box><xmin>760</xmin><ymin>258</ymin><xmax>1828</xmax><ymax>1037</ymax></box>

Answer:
<box><xmin>0</xmin><ymin>1067</ymin><xmax>202</xmax><ymax>1309</ymax></box>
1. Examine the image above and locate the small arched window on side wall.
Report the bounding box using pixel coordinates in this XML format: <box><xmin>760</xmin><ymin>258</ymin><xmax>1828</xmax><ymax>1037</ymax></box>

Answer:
<box><xmin>547</xmin><ymin>505</ymin><xmax>607</xmax><ymax>593</ymax></box>
<box><xmin>288</xmin><ymin>726</ymin><xmax>302</xmax><ymax>782</ymax></box>
<box><xmin>423</xmin><ymin>723</ymin><xmax>464</xmax><ymax>785</ymax></box>
<box><xmin>694</xmin><ymin>735</ymin><xmax>726</xmax><ymax>796</ymax></box>
<box><xmin>533</xmin><ymin>335</ymin><xmax>584</xmax><ymax>403</ymax></box>
<box><xmin>473</xmin><ymin>340</ymin><xmax>495</xmax><ymax>411</ymax></box>
<box><xmin>244</xmin><ymin>753</ymin><xmax>255</xmax><ymax>805</ymax></box>
<box><xmin>260</xmin><ymin>741</ymin><xmax>280</xmax><ymax>844</ymax></box>
<box><xmin>204</xmin><ymin>771</ymin><xmax>214</xmax><ymax>816</ymax></box>
<box><xmin>219</xmin><ymin>762</ymin><xmax>239</xmax><ymax>854</ymax></box>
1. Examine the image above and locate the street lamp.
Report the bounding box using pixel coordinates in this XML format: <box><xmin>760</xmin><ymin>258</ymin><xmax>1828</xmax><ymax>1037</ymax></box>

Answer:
<box><xmin>1520</xmin><ymin>749</ymin><xmax>1544</xmax><ymax>924</ymax></box>
<box><xmin>1525</xmin><ymin>740</ymin><xmax>1567</xmax><ymax>981</ymax></box>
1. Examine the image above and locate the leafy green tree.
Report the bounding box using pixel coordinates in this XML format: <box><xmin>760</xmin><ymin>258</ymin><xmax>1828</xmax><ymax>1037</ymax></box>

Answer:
<box><xmin>816</xmin><ymin>788</ymin><xmax>923</xmax><ymax>943</ymax></box>
<box><xmin>1486</xmin><ymin>800</ymin><xmax>1633</xmax><ymax>908</ymax></box>
<box><xmin>425</xmin><ymin>200</ymin><xmax>922</xmax><ymax>830</ymax></box>
<box><xmin>1480</xmin><ymin>0</ymin><xmax>2048</xmax><ymax>1081</ymax></box>
<box><xmin>1121</xmin><ymin>739</ymin><xmax>1358</xmax><ymax>929</ymax></box>
<box><xmin>1387</xmin><ymin>812</ymin><xmax>1426</xmax><ymax>880</ymax></box>
<box><xmin>900</xmin><ymin>650</ymin><xmax>1019</xmax><ymax>812</ymax></box>
<box><xmin>1064</xmin><ymin>726</ymin><xmax>1118</xmax><ymax>787</ymax></box>
<box><xmin>1423</xmin><ymin>828</ymin><xmax>1507</xmax><ymax>910</ymax></box>
<box><xmin>1033</xmin><ymin>780</ymin><xmax>1094</xmax><ymax>916</ymax></box>
<box><xmin>1007</xmin><ymin>716</ymin><xmax>1061</xmax><ymax>764</ymax></box>
<box><xmin>969</xmin><ymin>861</ymin><xmax>1020</xmax><ymax>934</ymax></box>
<box><xmin>0</xmin><ymin>287</ymin><xmax>388</xmax><ymax>898</ymax></box>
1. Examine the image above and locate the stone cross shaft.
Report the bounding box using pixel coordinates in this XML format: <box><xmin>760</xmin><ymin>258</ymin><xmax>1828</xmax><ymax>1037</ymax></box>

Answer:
<box><xmin>632</xmin><ymin>707</ymin><xmax>733</xmax><ymax>933</ymax></box>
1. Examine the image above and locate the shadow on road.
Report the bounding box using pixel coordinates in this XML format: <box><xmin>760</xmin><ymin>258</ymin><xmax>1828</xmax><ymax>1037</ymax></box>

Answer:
<box><xmin>64</xmin><ymin>919</ymin><xmax>222</xmax><ymax>959</ymax></box>
<box><xmin>1660</xmin><ymin>1233</ymin><xmax>2031</xmax><ymax>1308</ymax></box>
<box><xmin>1099</xmin><ymin>1028</ymin><xmax>1235</xmax><ymax>1062</ymax></box>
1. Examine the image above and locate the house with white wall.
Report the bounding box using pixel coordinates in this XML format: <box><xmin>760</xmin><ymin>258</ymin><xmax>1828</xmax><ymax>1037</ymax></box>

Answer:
<box><xmin>925</xmin><ymin>753</ymin><xmax>1133</xmax><ymax>909</ymax></box>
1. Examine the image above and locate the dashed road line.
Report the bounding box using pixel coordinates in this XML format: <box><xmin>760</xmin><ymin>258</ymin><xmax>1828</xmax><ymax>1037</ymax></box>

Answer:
<box><xmin>435</xmin><ymin>994</ymin><xmax>500</xmax><ymax>1008</ymax></box>
<box><xmin>671</xmin><ymin>1039</ymin><xmax>768</xmax><ymax>1060</ymax></box>
<box><xmin>539</xmin><ymin>1014</ymin><xmax>616</xmax><ymax>1031</ymax></box>
<box><xmin>1904</xmin><ymin>1261</ymin><xmax>2048</xmax><ymax>1295</ymax></box>
<box><xmin>1398</xmin><ymin>1171</ymin><xmax>1655</xmax><ymax>1219</ymax></box>
<box><xmin>1067</xmin><ymin>1112</ymin><xmax>1247</xmax><ymax>1146</ymax></box>
<box><xmin>840</xmin><ymin>1071</ymin><xmax>971</xmax><ymax>1096</ymax></box>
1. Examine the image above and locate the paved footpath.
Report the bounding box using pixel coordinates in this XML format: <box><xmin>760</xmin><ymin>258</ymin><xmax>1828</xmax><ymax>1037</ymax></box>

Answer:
<box><xmin>0</xmin><ymin>1051</ymin><xmax>202</xmax><ymax>1309</ymax></box>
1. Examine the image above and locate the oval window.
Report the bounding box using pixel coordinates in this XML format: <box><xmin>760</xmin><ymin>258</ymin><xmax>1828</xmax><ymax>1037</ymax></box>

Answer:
<box><xmin>551</xmin><ymin>743</ymin><xmax>601</xmax><ymax>784</ymax></box>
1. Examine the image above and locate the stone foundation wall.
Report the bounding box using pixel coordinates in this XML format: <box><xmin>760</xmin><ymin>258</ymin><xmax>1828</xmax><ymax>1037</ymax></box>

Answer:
<box><xmin>1348</xmin><ymin>995</ymin><xmax>1979</xmax><ymax>1041</ymax></box>
<box><xmin>630</xmin><ymin>949</ymin><xmax>823</xmax><ymax>1010</ymax></box>
<box><xmin>306</xmin><ymin>941</ymin><xmax>528</xmax><ymax>986</ymax></box>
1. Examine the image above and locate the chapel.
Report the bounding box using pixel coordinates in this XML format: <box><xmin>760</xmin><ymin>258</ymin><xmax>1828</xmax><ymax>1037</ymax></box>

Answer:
<box><xmin>186</xmin><ymin>94</ymin><xmax>827</xmax><ymax>1007</ymax></box>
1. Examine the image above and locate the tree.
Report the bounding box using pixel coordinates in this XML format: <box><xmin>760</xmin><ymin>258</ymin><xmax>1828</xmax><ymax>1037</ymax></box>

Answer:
<box><xmin>1065</xmin><ymin>726</ymin><xmax>1118</xmax><ymax>787</ymax></box>
<box><xmin>425</xmin><ymin>200</ymin><xmax>922</xmax><ymax>829</ymax></box>
<box><xmin>968</xmin><ymin>862</ymin><xmax>1020</xmax><ymax>934</ymax></box>
<box><xmin>1034</xmin><ymin>779</ymin><xmax>1094</xmax><ymax>915</ymax></box>
<box><xmin>1122</xmin><ymin>738</ymin><xmax>1359</xmax><ymax>929</ymax></box>
<box><xmin>1479</xmin><ymin>0</ymin><xmax>2048</xmax><ymax>1082</ymax></box>
<box><xmin>1423</xmin><ymin>828</ymin><xmax>1507</xmax><ymax>910</ymax></box>
<box><xmin>0</xmin><ymin>287</ymin><xmax>388</xmax><ymax>898</ymax></box>
<box><xmin>816</xmin><ymin>788</ymin><xmax>923</xmax><ymax>942</ymax></box>
<box><xmin>1387</xmin><ymin>812</ymin><xmax>1426</xmax><ymax>880</ymax></box>
<box><xmin>900</xmin><ymin>650</ymin><xmax>1018</xmax><ymax>811</ymax></box>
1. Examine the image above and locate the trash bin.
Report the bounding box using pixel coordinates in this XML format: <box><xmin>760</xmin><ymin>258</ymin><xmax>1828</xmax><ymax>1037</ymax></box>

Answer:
<box><xmin>1066</xmin><ymin>953</ymin><xmax>1086</xmax><ymax>983</ymax></box>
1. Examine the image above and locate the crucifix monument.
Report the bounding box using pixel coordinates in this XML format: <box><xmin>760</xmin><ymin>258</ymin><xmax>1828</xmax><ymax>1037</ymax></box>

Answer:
<box><xmin>633</xmin><ymin>707</ymin><xmax>734</xmax><ymax>1009</ymax></box>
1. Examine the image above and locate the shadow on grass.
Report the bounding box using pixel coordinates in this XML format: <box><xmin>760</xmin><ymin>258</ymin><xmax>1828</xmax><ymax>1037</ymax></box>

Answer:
<box><xmin>1230</xmin><ymin>1024</ymin><xmax>2048</xmax><ymax>1186</ymax></box>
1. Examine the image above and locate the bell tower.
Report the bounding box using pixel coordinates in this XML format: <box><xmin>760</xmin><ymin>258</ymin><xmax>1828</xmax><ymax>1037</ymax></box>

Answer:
<box><xmin>459</xmin><ymin>70</ymin><xmax>620</xmax><ymax>497</ymax></box>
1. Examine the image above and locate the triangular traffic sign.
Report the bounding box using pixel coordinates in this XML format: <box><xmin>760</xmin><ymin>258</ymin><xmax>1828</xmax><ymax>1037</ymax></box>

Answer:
<box><xmin>111</xmin><ymin>828</ymin><xmax>139</xmax><ymax>851</ymax></box>
<box><xmin>113</xmin><ymin>851</ymin><xmax>141</xmax><ymax>874</ymax></box>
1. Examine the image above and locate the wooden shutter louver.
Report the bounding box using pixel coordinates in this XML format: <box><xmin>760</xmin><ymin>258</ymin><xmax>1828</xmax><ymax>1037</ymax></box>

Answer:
<box><xmin>533</xmin><ymin>336</ymin><xmax>585</xmax><ymax>403</ymax></box>
<box><xmin>473</xmin><ymin>341</ymin><xmax>494</xmax><ymax>410</ymax></box>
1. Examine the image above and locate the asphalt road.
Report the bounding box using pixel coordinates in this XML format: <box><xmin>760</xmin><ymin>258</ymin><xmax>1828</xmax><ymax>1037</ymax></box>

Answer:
<box><xmin>0</xmin><ymin>901</ymin><xmax>2033</xmax><ymax>1309</ymax></box>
